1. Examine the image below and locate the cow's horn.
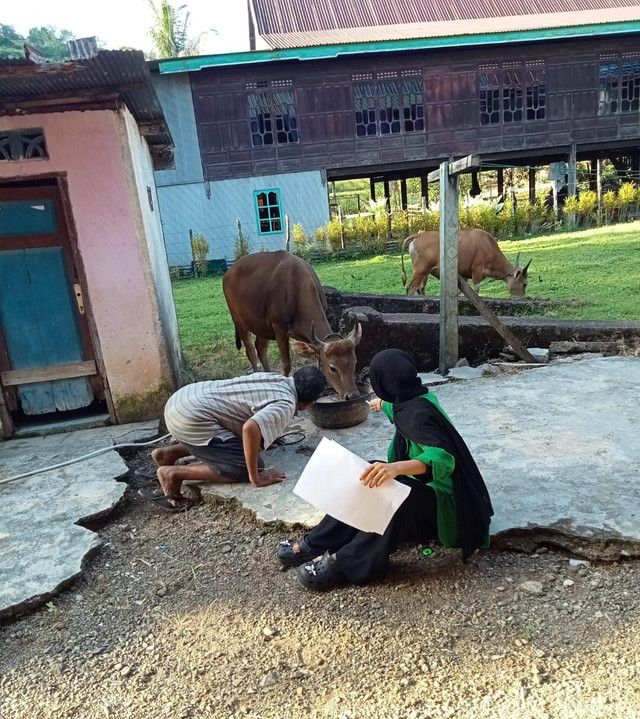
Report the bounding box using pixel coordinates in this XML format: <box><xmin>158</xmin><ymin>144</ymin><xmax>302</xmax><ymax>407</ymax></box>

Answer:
<box><xmin>523</xmin><ymin>258</ymin><xmax>532</xmax><ymax>273</ymax></box>
<box><xmin>514</xmin><ymin>252</ymin><xmax>521</xmax><ymax>268</ymax></box>
<box><xmin>310</xmin><ymin>321</ymin><xmax>327</xmax><ymax>349</ymax></box>
<box><xmin>347</xmin><ymin>322</ymin><xmax>362</xmax><ymax>345</ymax></box>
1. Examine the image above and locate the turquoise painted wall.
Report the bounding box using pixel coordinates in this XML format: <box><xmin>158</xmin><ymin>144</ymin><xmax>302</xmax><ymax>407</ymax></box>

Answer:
<box><xmin>158</xmin><ymin>170</ymin><xmax>330</xmax><ymax>267</ymax></box>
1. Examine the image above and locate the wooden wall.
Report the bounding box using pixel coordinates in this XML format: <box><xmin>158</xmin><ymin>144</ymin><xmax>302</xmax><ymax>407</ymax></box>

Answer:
<box><xmin>190</xmin><ymin>35</ymin><xmax>640</xmax><ymax>180</ymax></box>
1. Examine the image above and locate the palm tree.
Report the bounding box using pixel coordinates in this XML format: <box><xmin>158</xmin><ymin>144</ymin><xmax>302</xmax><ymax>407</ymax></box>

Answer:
<box><xmin>146</xmin><ymin>0</ymin><xmax>207</xmax><ymax>59</ymax></box>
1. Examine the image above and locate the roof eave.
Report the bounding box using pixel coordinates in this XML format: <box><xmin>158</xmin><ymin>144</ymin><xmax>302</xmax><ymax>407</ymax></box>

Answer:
<box><xmin>156</xmin><ymin>19</ymin><xmax>640</xmax><ymax>74</ymax></box>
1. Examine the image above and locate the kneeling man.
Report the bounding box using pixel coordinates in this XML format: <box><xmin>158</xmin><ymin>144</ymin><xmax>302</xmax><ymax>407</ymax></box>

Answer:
<box><xmin>139</xmin><ymin>367</ymin><xmax>326</xmax><ymax>512</ymax></box>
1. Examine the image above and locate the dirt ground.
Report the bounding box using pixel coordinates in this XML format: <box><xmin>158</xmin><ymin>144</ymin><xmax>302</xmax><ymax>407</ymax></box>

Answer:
<box><xmin>1</xmin><ymin>451</ymin><xmax>639</xmax><ymax>719</ymax></box>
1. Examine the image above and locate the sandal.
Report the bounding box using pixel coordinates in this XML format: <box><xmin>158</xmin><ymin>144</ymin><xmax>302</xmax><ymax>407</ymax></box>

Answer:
<box><xmin>277</xmin><ymin>537</ymin><xmax>319</xmax><ymax>567</ymax></box>
<box><xmin>297</xmin><ymin>551</ymin><xmax>346</xmax><ymax>591</ymax></box>
<box><xmin>138</xmin><ymin>488</ymin><xmax>196</xmax><ymax>513</ymax></box>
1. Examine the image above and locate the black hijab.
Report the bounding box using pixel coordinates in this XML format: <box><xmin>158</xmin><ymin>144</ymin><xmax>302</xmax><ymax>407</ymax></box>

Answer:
<box><xmin>369</xmin><ymin>349</ymin><xmax>494</xmax><ymax>560</ymax></box>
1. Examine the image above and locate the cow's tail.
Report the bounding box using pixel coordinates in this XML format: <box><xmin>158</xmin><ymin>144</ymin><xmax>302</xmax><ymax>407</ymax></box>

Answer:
<box><xmin>400</xmin><ymin>234</ymin><xmax>417</xmax><ymax>288</ymax></box>
<box><xmin>235</xmin><ymin>325</ymin><xmax>241</xmax><ymax>350</ymax></box>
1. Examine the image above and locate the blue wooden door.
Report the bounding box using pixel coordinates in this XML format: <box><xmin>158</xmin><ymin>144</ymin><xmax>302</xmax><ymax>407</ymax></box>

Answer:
<box><xmin>0</xmin><ymin>190</ymin><xmax>97</xmax><ymax>420</ymax></box>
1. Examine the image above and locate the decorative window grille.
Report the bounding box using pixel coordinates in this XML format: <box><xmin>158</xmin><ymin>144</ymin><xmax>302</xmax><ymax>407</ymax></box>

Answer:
<box><xmin>249</xmin><ymin>90</ymin><xmax>299</xmax><ymax>146</ymax></box>
<box><xmin>254</xmin><ymin>189</ymin><xmax>282</xmax><ymax>234</ymax></box>
<box><xmin>273</xmin><ymin>90</ymin><xmax>298</xmax><ymax>143</ymax></box>
<box><xmin>0</xmin><ymin>129</ymin><xmax>47</xmax><ymax>161</ymax></box>
<box><xmin>526</xmin><ymin>68</ymin><xmax>546</xmax><ymax>120</ymax></box>
<box><xmin>479</xmin><ymin>66</ymin><xmax>545</xmax><ymax>124</ymax></box>
<box><xmin>354</xmin><ymin>84</ymin><xmax>377</xmax><ymax>137</ymax></box>
<box><xmin>402</xmin><ymin>80</ymin><xmax>424</xmax><ymax>132</ymax></box>
<box><xmin>599</xmin><ymin>62</ymin><xmax>619</xmax><ymax>114</ymax></box>
<box><xmin>479</xmin><ymin>72</ymin><xmax>501</xmax><ymax>125</ymax></box>
<box><xmin>379</xmin><ymin>82</ymin><xmax>401</xmax><ymax>134</ymax></box>
<box><xmin>502</xmin><ymin>69</ymin><xmax>523</xmax><ymax>123</ymax></box>
<box><xmin>249</xmin><ymin>93</ymin><xmax>273</xmax><ymax>145</ymax></box>
<box><xmin>354</xmin><ymin>80</ymin><xmax>424</xmax><ymax>136</ymax></box>
<box><xmin>621</xmin><ymin>59</ymin><xmax>640</xmax><ymax>112</ymax></box>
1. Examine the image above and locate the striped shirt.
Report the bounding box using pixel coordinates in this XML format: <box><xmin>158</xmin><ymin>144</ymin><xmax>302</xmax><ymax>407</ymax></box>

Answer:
<box><xmin>164</xmin><ymin>373</ymin><xmax>298</xmax><ymax>449</ymax></box>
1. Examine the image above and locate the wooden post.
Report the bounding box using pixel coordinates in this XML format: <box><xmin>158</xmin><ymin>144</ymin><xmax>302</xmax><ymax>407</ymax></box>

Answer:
<box><xmin>400</xmin><ymin>179</ymin><xmax>408</xmax><ymax>210</ymax></box>
<box><xmin>528</xmin><ymin>167</ymin><xmax>536</xmax><ymax>205</ymax></box>
<box><xmin>497</xmin><ymin>168</ymin><xmax>504</xmax><ymax>199</ymax></box>
<box><xmin>338</xmin><ymin>207</ymin><xmax>345</xmax><ymax>249</ymax></box>
<box><xmin>370</xmin><ymin>177</ymin><xmax>376</xmax><ymax>202</ymax></box>
<box><xmin>552</xmin><ymin>182</ymin><xmax>559</xmax><ymax>227</ymax></box>
<box><xmin>568</xmin><ymin>144</ymin><xmax>577</xmax><ymax>197</ymax></box>
<box><xmin>589</xmin><ymin>159</ymin><xmax>598</xmax><ymax>192</ymax></box>
<box><xmin>383</xmin><ymin>179</ymin><xmax>391</xmax><ymax>212</ymax></box>
<box><xmin>421</xmin><ymin>175</ymin><xmax>429</xmax><ymax>206</ymax></box>
<box><xmin>596</xmin><ymin>158</ymin><xmax>603</xmax><ymax>226</ymax></box>
<box><xmin>439</xmin><ymin>161</ymin><xmax>459</xmax><ymax>375</ymax></box>
<box><xmin>285</xmin><ymin>214</ymin><xmax>290</xmax><ymax>252</ymax></box>
<box><xmin>189</xmin><ymin>229</ymin><xmax>197</xmax><ymax>277</ymax></box>
<box><xmin>383</xmin><ymin>179</ymin><xmax>391</xmax><ymax>238</ymax></box>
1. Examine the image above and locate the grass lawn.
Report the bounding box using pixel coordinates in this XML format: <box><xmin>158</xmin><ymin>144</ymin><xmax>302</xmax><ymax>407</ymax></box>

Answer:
<box><xmin>172</xmin><ymin>221</ymin><xmax>640</xmax><ymax>380</ymax></box>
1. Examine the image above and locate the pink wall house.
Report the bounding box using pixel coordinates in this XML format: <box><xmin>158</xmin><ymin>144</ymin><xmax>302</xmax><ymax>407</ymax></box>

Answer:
<box><xmin>0</xmin><ymin>50</ymin><xmax>181</xmax><ymax>436</ymax></box>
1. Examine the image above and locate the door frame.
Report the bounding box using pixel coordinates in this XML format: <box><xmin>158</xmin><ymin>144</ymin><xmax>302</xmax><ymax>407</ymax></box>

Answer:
<box><xmin>0</xmin><ymin>173</ymin><xmax>114</xmax><ymax>435</ymax></box>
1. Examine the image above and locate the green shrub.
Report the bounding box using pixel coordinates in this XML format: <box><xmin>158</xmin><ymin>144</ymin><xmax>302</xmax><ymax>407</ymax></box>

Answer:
<box><xmin>315</xmin><ymin>226</ymin><xmax>327</xmax><ymax>250</ymax></box>
<box><xmin>292</xmin><ymin>224</ymin><xmax>312</xmax><ymax>260</ymax></box>
<box><xmin>562</xmin><ymin>195</ymin><xmax>579</xmax><ymax>229</ymax></box>
<box><xmin>602</xmin><ymin>190</ymin><xmax>618</xmax><ymax>225</ymax></box>
<box><xmin>577</xmin><ymin>190</ymin><xmax>598</xmax><ymax>227</ymax></box>
<box><xmin>235</xmin><ymin>222</ymin><xmax>250</xmax><ymax>260</ymax></box>
<box><xmin>618</xmin><ymin>182</ymin><xmax>637</xmax><ymax>222</ymax></box>
<box><xmin>190</xmin><ymin>233</ymin><xmax>209</xmax><ymax>277</ymax></box>
<box><xmin>326</xmin><ymin>219</ymin><xmax>343</xmax><ymax>251</ymax></box>
<box><xmin>390</xmin><ymin>210</ymin><xmax>409</xmax><ymax>240</ymax></box>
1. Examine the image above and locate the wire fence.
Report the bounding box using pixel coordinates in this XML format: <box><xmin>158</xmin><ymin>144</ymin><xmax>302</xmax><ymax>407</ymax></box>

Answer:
<box><xmin>163</xmin><ymin>164</ymin><xmax>640</xmax><ymax>280</ymax></box>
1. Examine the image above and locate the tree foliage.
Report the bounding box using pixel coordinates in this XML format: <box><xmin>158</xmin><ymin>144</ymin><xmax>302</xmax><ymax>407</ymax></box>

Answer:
<box><xmin>0</xmin><ymin>23</ymin><xmax>75</xmax><ymax>61</ymax></box>
<box><xmin>0</xmin><ymin>24</ymin><xmax>26</xmax><ymax>58</ymax></box>
<box><xmin>146</xmin><ymin>0</ymin><xmax>207</xmax><ymax>59</ymax></box>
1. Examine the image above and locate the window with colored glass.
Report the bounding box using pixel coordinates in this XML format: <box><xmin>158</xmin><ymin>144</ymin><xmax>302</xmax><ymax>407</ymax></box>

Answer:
<box><xmin>255</xmin><ymin>190</ymin><xmax>283</xmax><ymax>234</ymax></box>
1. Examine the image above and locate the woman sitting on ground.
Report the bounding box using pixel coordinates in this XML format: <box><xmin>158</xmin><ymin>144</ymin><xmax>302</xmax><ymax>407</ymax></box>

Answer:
<box><xmin>277</xmin><ymin>348</ymin><xmax>494</xmax><ymax>591</ymax></box>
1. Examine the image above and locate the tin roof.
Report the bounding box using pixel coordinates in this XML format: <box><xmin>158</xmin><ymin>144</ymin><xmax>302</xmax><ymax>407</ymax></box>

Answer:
<box><xmin>250</xmin><ymin>0</ymin><xmax>640</xmax><ymax>48</ymax></box>
<box><xmin>0</xmin><ymin>50</ymin><xmax>173</xmax><ymax>167</ymax></box>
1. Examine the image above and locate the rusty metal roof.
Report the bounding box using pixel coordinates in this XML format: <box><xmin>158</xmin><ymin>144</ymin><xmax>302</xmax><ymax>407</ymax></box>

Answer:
<box><xmin>250</xmin><ymin>0</ymin><xmax>640</xmax><ymax>48</ymax></box>
<box><xmin>0</xmin><ymin>50</ymin><xmax>172</xmax><ymax>164</ymax></box>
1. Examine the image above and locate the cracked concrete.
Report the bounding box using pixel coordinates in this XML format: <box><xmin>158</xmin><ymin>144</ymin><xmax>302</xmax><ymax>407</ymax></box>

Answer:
<box><xmin>206</xmin><ymin>357</ymin><xmax>640</xmax><ymax>560</ymax></box>
<box><xmin>1</xmin><ymin>357</ymin><xmax>639</xmax><ymax>620</ymax></box>
<box><xmin>0</xmin><ymin>421</ymin><xmax>160</xmax><ymax>620</ymax></box>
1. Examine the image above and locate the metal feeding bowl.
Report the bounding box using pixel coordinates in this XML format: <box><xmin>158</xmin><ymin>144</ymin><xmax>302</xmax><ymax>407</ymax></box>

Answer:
<box><xmin>308</xmin><ymin>382</ymin><xmax>374</xmax><ymax>429</ymax></box>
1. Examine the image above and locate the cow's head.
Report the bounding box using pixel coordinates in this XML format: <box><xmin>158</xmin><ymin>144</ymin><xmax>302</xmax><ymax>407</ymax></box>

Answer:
<box><xmin>505</xmin><ymin>253</ymin><xmax>532</xmax><ymax>297</ymax></box>
<box><xmin>292</xmin><ymin>323</ymin><xmax>362</xmax><ymax>400</ymax></box>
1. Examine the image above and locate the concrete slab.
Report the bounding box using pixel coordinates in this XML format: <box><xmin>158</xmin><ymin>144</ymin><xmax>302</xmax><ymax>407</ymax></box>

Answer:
<box><xmin>0</xmin><ymin>421</ymin><xmax>160</xmax><ymax>620</ymax></box>
<box><xmin>205</xmin><ymin>358</ymin><xmax>640</xmax><ymax>561</ymax></box>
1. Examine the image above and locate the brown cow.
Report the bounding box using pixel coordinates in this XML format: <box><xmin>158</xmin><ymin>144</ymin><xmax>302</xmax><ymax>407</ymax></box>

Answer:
<box><xmin>223</xmin><ymin>251</ymin><xmax>362</xmax><ymax>400</ymax></box>
<box><xmin>401</xmin><ymin>228</ymin><xmax>531</xmax><ymax>297</ymax></box>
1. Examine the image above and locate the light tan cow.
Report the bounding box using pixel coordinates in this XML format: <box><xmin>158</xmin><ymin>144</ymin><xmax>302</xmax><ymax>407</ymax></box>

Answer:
<box><xmin>401</xmin><ymin>228</ymin><xmax>531</xmax><ymax>297</ymax></box>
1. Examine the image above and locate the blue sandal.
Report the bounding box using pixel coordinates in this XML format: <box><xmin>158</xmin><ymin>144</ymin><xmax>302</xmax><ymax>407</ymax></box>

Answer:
<box><xmin>297</xmin><ymin>551</ymin><xmax>346</xmax><ymax>591</ymax></box>
<box><xmin>277</xmin><ymin>537</ymin><xmax>318</xmax><ymax>567</ymax></box>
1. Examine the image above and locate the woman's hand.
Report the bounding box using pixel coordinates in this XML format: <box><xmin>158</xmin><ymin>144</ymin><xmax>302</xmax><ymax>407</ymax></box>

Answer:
<box><xmin>369</xmin><ymin>397</ymin><xmax>383</xmax><ymax>412</ymax></box>
<box><xmin>359</xmin><ymin>461</ymin><xmax>399</xmax><ymax>488</ymax></box>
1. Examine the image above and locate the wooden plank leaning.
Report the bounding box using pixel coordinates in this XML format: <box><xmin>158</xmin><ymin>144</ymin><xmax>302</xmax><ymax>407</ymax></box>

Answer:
<box><xmin>457</xmin><ymin>277</ymin><xmax>539</xmax><ymax>364</ymax></box>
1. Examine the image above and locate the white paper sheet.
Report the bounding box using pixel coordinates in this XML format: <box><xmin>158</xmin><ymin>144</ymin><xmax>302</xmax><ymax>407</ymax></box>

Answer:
<box><xmin>293</xmin><ymin>437</ymin><xmax>411</xmax><ymax>535</ymax></box>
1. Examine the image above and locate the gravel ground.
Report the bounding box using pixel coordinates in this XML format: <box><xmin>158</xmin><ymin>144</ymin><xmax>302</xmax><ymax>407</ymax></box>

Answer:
<box><xmin>1</xmin><ymin>457</ymin><xmax>639</xmax><ymax>719</ymax></box>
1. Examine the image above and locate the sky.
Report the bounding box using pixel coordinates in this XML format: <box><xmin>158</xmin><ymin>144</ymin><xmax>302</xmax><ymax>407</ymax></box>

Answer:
<box><xmin>2</xmin><ymin>0</ymin><xmax>250</xmax><ymax>56</ymax></box>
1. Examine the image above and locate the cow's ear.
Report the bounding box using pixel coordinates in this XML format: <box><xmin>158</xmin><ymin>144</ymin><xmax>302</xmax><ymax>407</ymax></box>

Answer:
<box><xmin>292</xmin><ymin>340</ymin><xmax>318</xmax><ymax>358</ymax></box>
